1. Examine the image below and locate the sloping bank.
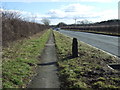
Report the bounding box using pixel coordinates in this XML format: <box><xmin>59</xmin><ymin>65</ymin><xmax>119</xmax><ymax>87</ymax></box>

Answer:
<box><xmin>2</xmin><ymin>29</ymin><xmax>51</xmax><ymax>88</ymax></box>
<box><xmin>54</xmin><ymin>31</ymin><xmax>120</xmax><ymax>89</ymax></box>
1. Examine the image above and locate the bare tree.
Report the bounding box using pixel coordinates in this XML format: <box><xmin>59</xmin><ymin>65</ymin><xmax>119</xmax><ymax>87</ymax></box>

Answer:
<box><xmin>2</xmin><ymin>10</ymin><xmax>21</xmax><ymax>20</ymax></box>
<box><xmin>41</xmin><ymin>18</ymin><xmax>50</xmax><ymax>26</ymax></box>
<box><xmin>77</xmin><ymin>19</ymin><xmax>91</xmax><ymax>24</ymax></box>
<box><xmin>73</xmin><ymin>17</ymin><xmax>77</xmax><ymax>24</ymax></box>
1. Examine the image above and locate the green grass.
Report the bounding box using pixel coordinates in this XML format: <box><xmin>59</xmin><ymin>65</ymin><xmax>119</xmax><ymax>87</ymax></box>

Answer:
<box><xmin>2</xmin><ymin>29</ymin><xmax>51</xmax><ymax>88</ymax></box>
<box><xmin>54</xmin><ymin>31</ymin><xmax>120</xmax><ymax>89</ymax></box>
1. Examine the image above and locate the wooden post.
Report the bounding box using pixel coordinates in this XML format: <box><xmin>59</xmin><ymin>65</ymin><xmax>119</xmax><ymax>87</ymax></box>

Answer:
<box><xmin>72</xmin><ymin>38</ymin><xmax>78</xmax><ymax>58</ymax></box>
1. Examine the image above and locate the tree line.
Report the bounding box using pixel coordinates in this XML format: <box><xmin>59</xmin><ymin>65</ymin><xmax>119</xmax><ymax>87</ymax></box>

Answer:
<box><xmin>55</xmin><ymin>19</ymin><xmax>120</xmax><ymax>35</ymax></box>
<box><xmin>1</xmin><ymin>10</ymin><xmax>50</xmax><ymax>46</ymax></box>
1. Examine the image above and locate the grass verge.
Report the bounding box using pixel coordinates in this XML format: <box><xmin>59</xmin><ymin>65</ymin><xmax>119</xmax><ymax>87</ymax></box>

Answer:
<box><xmin>54</xmin><ymin>31</ymin><xmax>120</xmax><ymax>89</ymax></box>
<box><xmin>2</xmin><ymin>29</ymin><xmax>51</xmax><ymax>88</ymax></box>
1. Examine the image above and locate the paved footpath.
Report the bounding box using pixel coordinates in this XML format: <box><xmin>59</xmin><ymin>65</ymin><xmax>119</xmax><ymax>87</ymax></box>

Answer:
<box><xmin>27</xmin><ymin>32</ymin><xmax>60</xmax><ymax>88</ymax></box>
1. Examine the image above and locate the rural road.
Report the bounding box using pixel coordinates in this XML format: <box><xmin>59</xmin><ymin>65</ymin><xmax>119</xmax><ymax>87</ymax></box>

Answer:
<box><xmin>58</xmin><ymin>30</ymin><xmax>119</xmax><ymax>57</ymax></box>
<box><xmin>27</xmin><ymin>32</ymin><xmax>60</xmax><ymax>88</ymax></box>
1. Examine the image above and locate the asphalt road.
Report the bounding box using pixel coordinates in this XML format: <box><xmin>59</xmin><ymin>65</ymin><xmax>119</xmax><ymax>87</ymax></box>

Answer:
<box><xmin>58</xmin><ymin>30</ymin><xmax>119</xmax><ymax>57</ymax></box>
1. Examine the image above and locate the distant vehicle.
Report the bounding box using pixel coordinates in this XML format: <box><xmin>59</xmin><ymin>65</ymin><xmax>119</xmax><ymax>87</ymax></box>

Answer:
<box><xmin>54</xmin><ymin>28</ymin><xmax>60</xmax><ymax>31</ymax></box>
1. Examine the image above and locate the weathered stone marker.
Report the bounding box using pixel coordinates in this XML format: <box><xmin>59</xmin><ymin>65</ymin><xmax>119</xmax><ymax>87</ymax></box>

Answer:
<box><xmin>72</xmin><ymin>38</ymin><xmax>78</xmax><ymax>58</ymax></box>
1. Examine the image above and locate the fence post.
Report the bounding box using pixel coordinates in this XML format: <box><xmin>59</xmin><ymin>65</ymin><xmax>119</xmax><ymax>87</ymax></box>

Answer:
<box><xmin>72</xmin><ymin>38</ymin><xmax>78</xmax><ymax>58</ymax></box>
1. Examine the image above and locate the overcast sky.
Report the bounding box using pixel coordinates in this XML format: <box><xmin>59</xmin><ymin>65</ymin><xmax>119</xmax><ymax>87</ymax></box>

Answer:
<box><xmin>1</xmin><ymin>0</ymin><xmax>120</xmax><ymax>25</ymax></box>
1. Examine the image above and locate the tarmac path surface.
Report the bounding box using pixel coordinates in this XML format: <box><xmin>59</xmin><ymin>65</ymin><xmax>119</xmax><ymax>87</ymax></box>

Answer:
<box><xmin>27</xmin><ymin>32</ymin><xmax>60</xmax><ymax>88</ymax></box>
<box><xmin>59</xmin><ymin>30</ymin><xmax>119</xmax><ymax>57</ymax></box>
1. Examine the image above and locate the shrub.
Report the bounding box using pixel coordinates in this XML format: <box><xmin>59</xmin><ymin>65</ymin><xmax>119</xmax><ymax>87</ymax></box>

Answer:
<box><xmin>1</xmin><ymin>10</ymin><xmax>49</xmax><ymax>46</ymax></box>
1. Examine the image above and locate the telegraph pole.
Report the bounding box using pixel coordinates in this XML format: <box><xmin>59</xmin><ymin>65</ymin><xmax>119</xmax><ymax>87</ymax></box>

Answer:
<box><xmin>74</xmin><ymin>18</ymin><xmax>77</xmax><ymax>24</ymax></box>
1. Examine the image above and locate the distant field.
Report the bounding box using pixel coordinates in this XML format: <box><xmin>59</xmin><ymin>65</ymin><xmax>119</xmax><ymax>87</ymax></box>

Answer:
<box><xmin>54</xmin><ymin>31</ymin><xmax>120</xmax><ymax>89</ymax></box>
